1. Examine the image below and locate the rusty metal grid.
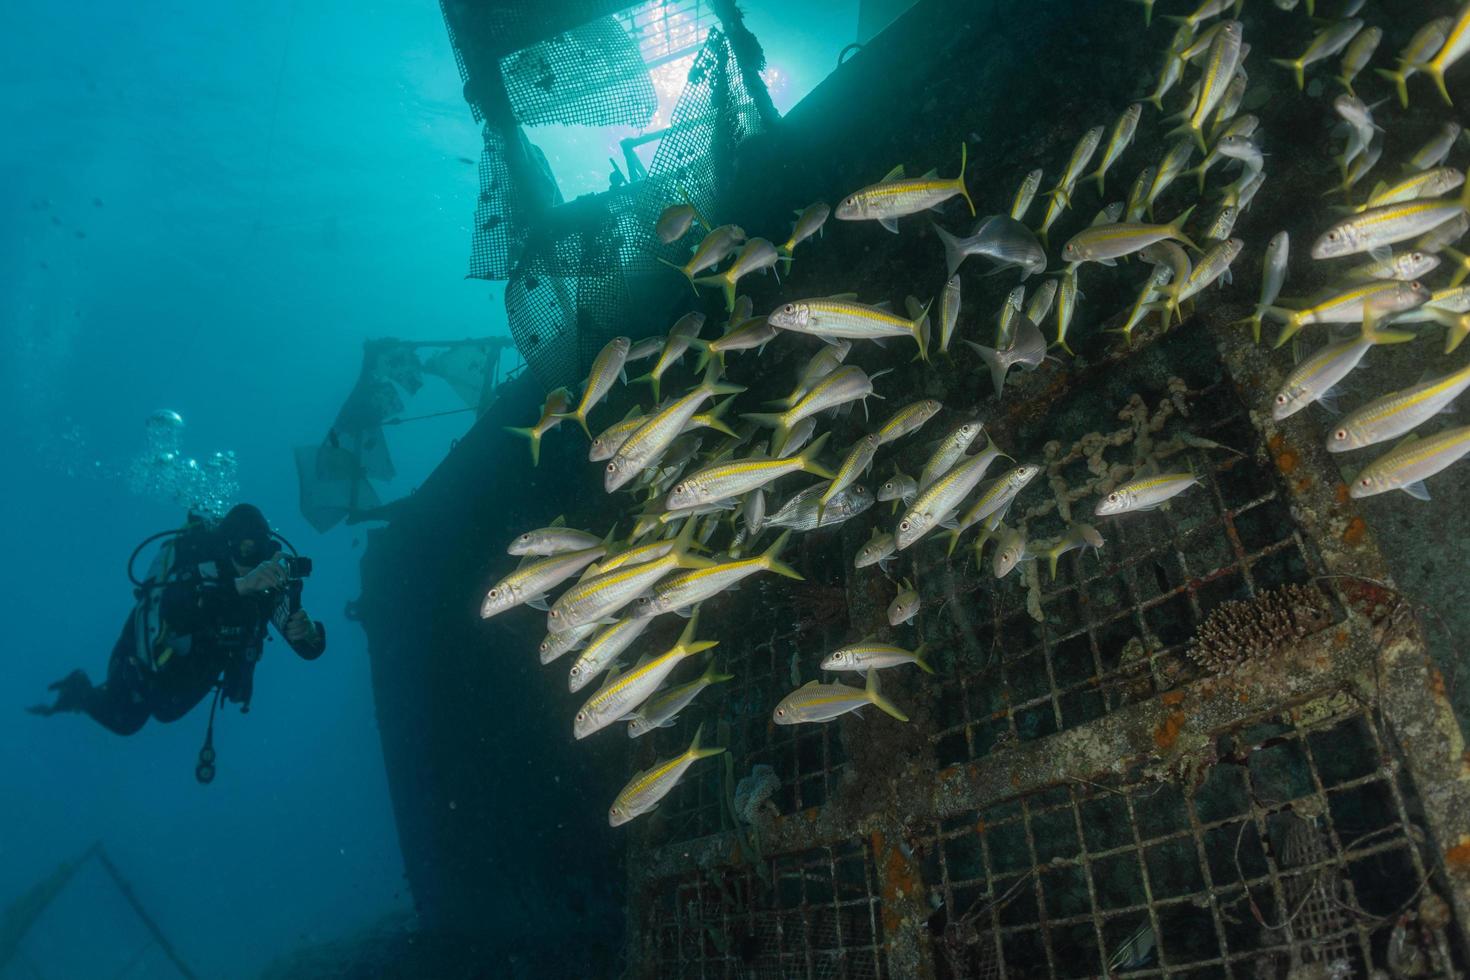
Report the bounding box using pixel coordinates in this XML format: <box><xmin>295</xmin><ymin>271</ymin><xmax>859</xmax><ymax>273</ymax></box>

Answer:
<box><xmin>921</xmin><ymin>702</ymin><xmax>1461</xmax><ymax>979</ymax></box>
<box><xmin>644</xmin><ymin>839</ymin><xmax>889</xmax><ymax>979</ymax></box>
<box><xmin>637</xmin><ymin>574</ymin><xmax>856</xmax><ymax>846</ymax></box>
<box><xmin>925</xmin><ymin>379</ymin><xmax>1324</xmax><ymax>769</ymax></box>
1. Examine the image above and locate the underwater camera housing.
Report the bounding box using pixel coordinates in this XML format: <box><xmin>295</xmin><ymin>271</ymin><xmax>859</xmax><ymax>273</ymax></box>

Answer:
<box><xmin>278</xmin><ymin>553</ymin><xmax>312</xmax><ymax>580</ymax></box>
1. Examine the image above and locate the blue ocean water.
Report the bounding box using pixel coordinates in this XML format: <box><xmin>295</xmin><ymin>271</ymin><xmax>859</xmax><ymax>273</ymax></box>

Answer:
<box><xmin>0</xmin><ymin>2</ymin><xmax>857</xmax><ymax>976</ymax></box>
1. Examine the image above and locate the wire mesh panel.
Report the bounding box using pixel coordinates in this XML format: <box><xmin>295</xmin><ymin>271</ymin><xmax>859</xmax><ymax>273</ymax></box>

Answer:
<box><xmin>644</xmin><ymin>840</ymin><xmax>889</xmax><ymax>979</ymax></box>
<box><xmin>615</xmin><ymin>0</ymin><xmax>717</xmax><ymax>66</ymax></box>
<box><xmin>500</xmin><ymin>15</ymin><xmax>657</xmax><ymax>127</ymax></box>
<box><xmin>919</xmin><ymin>702</ymin><xmax>1462</xmax><ymax>979</ymax></box>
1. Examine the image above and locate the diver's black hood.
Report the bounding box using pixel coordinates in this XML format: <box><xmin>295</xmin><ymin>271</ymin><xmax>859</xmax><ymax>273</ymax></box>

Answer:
<box><xmin>217</xmin><ymin>504</ymin><xmax>274</xmax><ymax>565</ymax></box>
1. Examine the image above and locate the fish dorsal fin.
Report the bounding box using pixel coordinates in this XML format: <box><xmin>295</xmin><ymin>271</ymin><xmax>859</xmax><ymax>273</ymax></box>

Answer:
<box><xmin>550</xmin><ymin>515</ymin><xmax>567</xmax><ymax>527</ymax></box>
<box><xmin>920</xmin><ymin>167</ymin><xmax>939</xmax><ymax>179</ymax></box>
<box><xmin>596</xmin><ymin>663</ymin><xmax>625</xmax><ymax>693</ymax></box>
<box><xmin>800</xmin><ymin>679</ymin><xmax>822</xmax><ymax>689</ymax></box>
<box><xmin>826</xmin><ymin>291</ymin><xmax>860</xmax><ymax>302</ymax></box>
<box><xmin>880</xmin><ymin>164</ymin><xmax>905</xmax><ymax>183</ymax></box>
<box><xmin>1403</xmin><ymin>480</ymin><xmax>1431</xmax><ymax>501</ymax></box>
<box><xmin>872</xmin><ymin>300</ymin><xmax>894</xmax><ymax>313</ymax></box>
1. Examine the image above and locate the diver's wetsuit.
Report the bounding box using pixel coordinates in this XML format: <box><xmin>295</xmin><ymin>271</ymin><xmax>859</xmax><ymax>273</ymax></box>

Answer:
<box><xmin>81</xmin><ymin>540</ymin><xmax>325</xmax><ymax>735</ymax></box>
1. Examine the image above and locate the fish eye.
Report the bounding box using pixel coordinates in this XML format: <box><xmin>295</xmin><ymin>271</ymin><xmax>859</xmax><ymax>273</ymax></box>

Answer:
<box><xmin>576</xmin><ymin>711</ymin><xmax>587</xmax><ymax>722</ymax></box>
<box><xmin>1327</xmin><ymin>231</ymin><xmax>1340</xmax><ymax>241</ymax></box>
<box><xmin>775</xmin><ymin>707</ymin><xmax>786</xmax><ymax>717</ymax></box>
<box><xmin>674</xmin><ymin>483</ymin><xmax>685</xmax><ymax>493</ymax></box>
<box><xmin>488</xmin><ymin>588</ymin><xmax>499</xmax><ymax>599</ymax></box>
<box><xmin>899</xmin><ymin>519</ymin><xmax>911</xmax><ymax>531</ymax></box>
<box><xmin>549</xmin><ymin>610</ymin><xmax>560</xmax><ymax>619</ymax></box>
<box><xmin>1360</xmin><ymin>477</ymin><xmax>1372</xmax><ymax>487</ymax></box>
<box><xmin>1275</xmin><ymin>394</ymin><xmax>1288</xmax><ymax>405</ymax></box>
<box><xmin>1334</xmin><ymin>429</ymin><xmax>1347</xmax><ymax>441</ymax></box>
<box><xmin>570</xmin><ymin>665</ymin><xmax>581</xmax><ymax>676</ymax></box>
<box><xmin>782</xmin><ymin>303</ymin><xmax>795</xmax><ymax>314</ymax></box>
<box><xmin>519</xmin><ymin>534</ymin><xmax>530</xmax><ymax>542</ymax></box>
<box><xmin>1108</xmin><ymin>493</ymin><xmax>1119</xmax><ymax>502</ymax></box>
<box><xmin>606</xmin><ymin>462</ymin><xmax>617</xmax><ymax>472</ymax></box>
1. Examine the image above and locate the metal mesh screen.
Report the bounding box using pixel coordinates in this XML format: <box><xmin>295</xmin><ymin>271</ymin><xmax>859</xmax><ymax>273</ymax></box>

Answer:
<box><xmin>644</xmin><ymin>840</ymin><xmax>890</xmax><ymax>979</ymax></box>
<box><xmin>921</xmin><ymin>704</ymin><xmax>1459</xmax><ymax>979</ymax></box>
<box><xmin>616</xmin><ymin>0</ymin><xmax>717</xmax><ymax>66</ymax></box>
<box><xmin>500</xmin><ymin>15</ymin><xmax>657</xmax><ymax>127</ymax></box>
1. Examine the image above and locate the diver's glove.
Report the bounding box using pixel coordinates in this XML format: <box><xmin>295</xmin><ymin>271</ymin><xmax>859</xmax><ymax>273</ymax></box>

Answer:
<box><xmin>26</xmin><ymin>669</ymin><xmax>94</xmax><ymax>716</ymax></box>
<box><xmin>235</xmin><ymin>553</ymin><xmax>288</xmax><ymax>595</ymax></box>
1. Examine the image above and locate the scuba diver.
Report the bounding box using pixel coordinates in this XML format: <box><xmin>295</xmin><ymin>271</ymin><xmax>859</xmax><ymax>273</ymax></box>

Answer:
<box><xmin>29</xmin><ymin>504</ymin><xmax>325</xmax><ymax>778</ymax></box>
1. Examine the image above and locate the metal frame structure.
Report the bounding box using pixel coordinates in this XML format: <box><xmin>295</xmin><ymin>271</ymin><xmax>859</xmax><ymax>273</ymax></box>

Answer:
<box><xmin>621</xmin><ymin>318</ymin><xmax>1470</xmax><ymax>978</ymax></box>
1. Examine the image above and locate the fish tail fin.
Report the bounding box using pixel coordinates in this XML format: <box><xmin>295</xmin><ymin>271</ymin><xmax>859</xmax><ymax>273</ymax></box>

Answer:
<box><xmin>553</xmin><ymin>411</ymin><xmax>591</xmax><ymax>439</ymax></box>
<box><xmin>1362</xmin><ymin>318</ymin><xmax>1416</xmax><ymax>346</ymax></box>
<box><xmin>504</xmin><ymin>426</ymin><xmax>543</xmax><ymax>466</ymax></box>
<box><xmin>702</xmin><ymin>660</ymin><xmax>736</xmax><ymax>686</ymax></box>
<box><xmin>798</xmin><ymin>432</ymin><xmax>836</xmax><ymax>480</ymax></box>
<box><xmin>1417</xmin><ymin>60</ymin><xmax>1453</xmax><ymax>106</ymax></box>
<box><xmin>1373</xmin><ymin>67</ymin><xmax>1409</xmax><ymax>108</ymax></box>
<box><xmin>656</xmin><ymin>255</ymin><xmax>698</xmax><ymax>292</ymax></box>
<box><xmin>931</xmin><ymin>221</ymin><xmax>968</xmax><ymax>278</ymax></box>
<box><xmin>1270</xmin><ymin>58</ymin><xmax>1306</xmax><ymax>91</ymax></box>
<box><xmin>1267</xmin><ymin>308</ymin><xmax>1302</xmax><ymax>349</ymax></box>
<box><xmin>954</xmin><ymin>142</ymin><xmax>975</xmax><ymax>216</ymax></box>
<box><xmin>760</xmin><ymin>530</ymin><xmax>804</xmax><ymax>581</ymax></box>
<box><xmin>673</xmin><ymin>519</ymin><xmax>717</xmax><ymax>569</ymax></box>
<box><xmin>965</xmin><ymin>340</ymin><xmax>1008</xmax><ymax>398</ymax></box>
<box><xmin>686</xmin><ymin>722</ymin><xmax>725</xmax><ymax>761</ymax></box>
<box><xmin>913</xmin><ymin>643</ymin><xmax>935</xmax><ymax>675</ymax></box>
<box><xmin>865</xmin><ymin>669</ymin><xmax>909</xmax><ymax>722</ymax></box>
<box><xmin>1169</xmin><ymin>204</ymin><xmax>1199</xmax><ymax>251</ymax></box>
<box><xmin>742</xmin><ymin>412</ymin><xmax>785</xmax><ymax>431</ymax></box>
<box><xmin>911</xmin><ymin>298</ymin><xmax>933</xmax><ymax>362</ymax></box>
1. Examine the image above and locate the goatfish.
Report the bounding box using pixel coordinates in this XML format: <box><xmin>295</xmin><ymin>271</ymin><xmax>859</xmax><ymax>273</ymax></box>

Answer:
<box><xmin>632</xmin><ymin>532</ymin><xmax>802</xmax><ymax>619</ymax></box>
<box><xmin>877</xmin><ymin>399</ymin><xmax>941</xmax><ymax>445</ymax></box>
<box><xmin>480</xmin><ymin>544</ymin><xmax>607</xmax><ymax>619</ymax></box>
<box><xmin>1026</xmin><ymin>279</ymin><xmax>1059</xmax><ymax>327</ymax></box>
<box><xmin>589</xmin><ymin>401</ymin><xmax>735</xmax><ymax>462</ymax></box>
<box><xmin>823</xmin><ymin>434</ymin><xmax>880</xmax><ymax>515</ymax></box>
<box><xmin>1054</xmin><ymin>268</ymin><xmax>1082</xmax><ymax>356</ymax></box>
<box><xmin>1327</xmin><ymin>362</ymin><xmax>1470</xmax><ymax>452</ymax></box>
<box><xmin>657</xmin><ymin>223</ymin><xmax>746</xmax><ymax>289</ymax></box>
<box><xmin>1234</xmin><ymin>231</ymin><xmax>1290</xmax><ymax>344</ymax></box>
<box><xmin>1272</xmin><ymin>297</ymin><xmax>1425</xmax><ymax>420</ymax></box>
<box><xmin>1341</xmin><ymin>250</ymin><xmax>1440</xmax><ymax>284</ymax></box>
<box><xmin>1269</xmin><ymin>279</ymin><xmax>1437</xmax><ymax>347</ymax></box>
<box><xmin>1040</xmin><ymin>524</ymin><xmax>1104</xmax><ymax>579</ymax></box>
<box><xmin>506</xmin><ymin>386</ymin><xmax>572</xmax><ymax>466</ymax></box>
<box><xmin>855</xmin><ymin>528</ymin><xmax>897</xmax><ymax>570</ymax></box>
<box><xmin>1410</xmin><ymin>3</ymin><xmax>1470</xmax><ymax>106</ymax></box>
<box><xmin>1410</xmin><ymin>123</ymin><xmax>1463</xmax><ymax>173</ymax></box>
<box><xmin>1361</xmin><ymin>168</ymin><xmax>1465</xmax><ymax>212</ymax></box>
<box><xmin>664</xmin><ymin>434</ymin><xmax>835</xmax><ymax>510</ymax></box>
<box><xmin>692</xmin><ymin>315</ymin><xmax>779</xmax><ymax>371</ymax></box>
<box><xmin>766</xmin><ymin>482</ymin><xmax>874</xmax><ymax>532</ymax></box>
<box><xmin>558</xmin><ymin>336</ymin><xmax>631</xmax><ymax>438</ymax></box>
<box><xmin>1113</xmin><ymin>263</ymin><xmax>1175</xmax><ymax>347</ymax></box>
<box><xmin>1375</xmin><ymin>16</ymin><xmax>1452</xmax><ymax>108</ymax></box>
<box><xmin>1337</xmin><ymin>25</ymin><xmax>1382</xmax><ymax>95</ymax></box>
<box><xmin>896</xmin><ymin>432</ymin><xmax>1005</xmax><ymax>550</ymax></box>
<box><xmin>945</xmin><ymin>463</ymin><xmax>1041</xmax><ymax>555</ymax></box>
<box><xmin>574</xmin><ymin>611</ymin><xmax>717</xmax><ymax>739</ymax></box>
<box><xmin>655</xmin><ymin>201</ymin><xmax>702</xmax><ymax>244</ymax></box>
<box><xmin>1060</xmin><ymin>206</ymin><xmax>1198</xmax><ymax>265</ymax></box>
<box><xmin>888</xmin><ymin>579</ymin><xmax>920</xmax><ymax>625</ymax></box>
<box><xmin>694</xmin><ymin>237</ymin><xmax>780</xmax><ymax>312</ymax></box>
<box><xmin>1127</xmin><ymin>166</ymin><xmax>1158</xmax><ymax>222</ymax></box>
<box><xmin>934</xmin><ymin>215</ymin><xmax>1047</xmax><ymax>280</ymax></box>
<box><xmin>919</xmin><ymin>420</ymin><xmax>985</xmax><ymax>492</ymax></box>
<box><xmin>1349</xmin><ymin>425</ymin><xmax>1470</xmax><ymax>499</ymax></box>
<box><xmin>1310</xmin><ymin>189</ymin><xmax>1470</xmax><ymax>260</ymax></box>
<box><xmin>1012</xmin><ymin>168</ymin><xmax>1043</xmax><ymax>222</ymax></box>
<box><xmin>1155</xmin><ymin>237</ymin><xmax>1243</xmax><ymax>324</ymax></box>
<box><xmin>773</xmin><ymin>669</ymin><xmax>908</xmax><ymax>724</ymax></box>
<box><xmin>538</xmin><ymin>621</ymin><xmax>599</xmax><ymax>666</ymax></box>
<box><xmin>1145</xmin><ymin>141</ymin><xmax>1196</xmax><ymax>218</ymax></box>
<box><xmin>777</xmin><ymin>341</ymin><xmax>852</xmax><ymax>408</ymax></box>
<box><xmin>779</xmin><ymin>202</ymin><xmax>830</xmax><ymax>267</ymax></box>
<box><xmin>1272</xmin><ymin>19</ymin><xmax>1364</xmax><ymax>91</ymax></box>
<box><xmin>822</xmin><ymin>640</ymin><xmax>933</xmax><ymax>674</ymax></box>
<box><xmin>1091</xmin><ymin>104</ymin><xmax>1143</xmax><ymax>197</ymax></box>
<box><xmin>743</xmin><ymin>366</ymin><xmax>886</xmax><ymax>441</ymax></box>
<box><xmin>768</xmin><ymin>297</ymin><xmax>930</xmax><ymax>360</ymax></box>
<box><xmin>631</xmin><ymin>312</ymin><xmax>706</xmax><ymax>403</ymax></box>
<box><xmin>1095</xmin><ymin>472</ymin><xmax>1201</xmax><ymax>515</ymax></box>
<box><xmin>627</xmin><ymin>664</ymin><xmax>734</xmax><ymax>738</ymax></box>
<box><xmin>1181</xmin><ymin>114</ymin><xmax>1258</xmax><ymax>192</ymax></box>
<box><xmin>878</xmin><ymin>467</ymin><xmax>918</xmax><ymax>509</ymax></box>
<box><xmin>605</xmin><ymin>367</ymin><xmax>746</xmax><ymax>491</ymax></box>
<box><xmin>508</xmin><ymin>518</ymin><xmax>602</xmax><ymax>556</ymax></box>
<box><xmin>835</xmin><ymin>145</ymin><xmax>974</xmax><ymax>232</ymax></box>
<box><xmin>992</xmin><ymin>525</ymin><xmax>1030</xmax><ymax>579</ymax></box>
<box><xmin>1165</xmin><ymin>0</ymin><xmax>1233</xmax><ymax>29</ymax></box>
<box><xmin>1175</xmin><ymin>21</ymin><xmax>1243</xmax><ymax>152</ymax></box>
<box><xmin>965</xmin><ymin>313</ymin><xmax>1047</xmax><ymax>397</ymax></box>
<box><xmin>1049</xmin><ymin>126</ymin><xmax>1105</xmax><ymax>211</ymax></box>
<box><xmin>547</xmin><ymin>522</ymin><xmax>711</xmax><ymax>631</ymax></box>
<box><xmin>609</xmin><ymin>723</ymin><xmax>724</xmax><ymax>825</ymax></box>
<box><xmin>568</xmin><ymin>617</ymin><xmax>651</xmax><ymax>692</ymax></box>
<box><xmin>937</xmin><ymin>275</ymin><xmax>962</xmax><ymax>354</ymax></box>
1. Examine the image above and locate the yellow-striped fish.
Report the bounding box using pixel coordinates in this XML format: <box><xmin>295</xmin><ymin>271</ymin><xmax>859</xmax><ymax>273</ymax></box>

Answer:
<box><xmin>769</xmin><ymin>297</ymin><xmax>929</xmax><ymax>360</ymax></box>
<box><xmin>574</xmin><ymin>610</ymin><xmax>717</xmax><ymax>739</ymax></box>
<box><xmin>559</xmin><ymin>336</ymin><xmax>632</xmax><ymax>438</ymax></box>
<box><xmin>1328</xmin><ymin>361</ymin><xmax>1470</xmax><ymax>452</ymax></box>
<box><xmin>609</xmin><ymin>723</ymin><xmax>724</xmax><ymax>825</ymax></box>
<box><xmin>632</xmin><ymin>531</ymin><xmax>802</xmax><ymax>618</ymax></box>
<box><xmin>1350</xmin><ymin>424</ymin><xmax>1470</xmax><ymax>499</ymax></box>
<box><xmin>665</xmin><ymin>434</ymin><xmax>835</xmax><ymax>510</ymax></box>
<box><xmin>1176</xmin><ymin>21</ymin><xmax>1242</xmax><ymax>151</ymax></box>
<box><xmin>632</xmin><ymin>313</ymin><xmax>706</xmax><ymax>403</ymax></box>
<box><xmin>835</xmin><ymin>145</ymin><xmax>975</xmax><ymax>233</ymax></box>
<box><xmin>772</xmin><ymin>669</ymin><xmax>908</xmax><ymax>724</ymax></box>
<box><xmin>1272</xmin><ymin>19</ymin><xmax>1364</xmax><ymax>91</ymax></box>
<box><xmin>1375</xmin><ymin>16</ymin><xmax>1452</xmax><ymax>107</ymax></box>
<box><xmin>779</xmin><ymin>202</ymin><xmax>831</xmax><ymax>267</ymax></box>
<box><xmin>1411</xmin><ymin>2</ymin><xmax>1470</xmax><ymax>105</ymax></box>
<box><xmin>1091</xmin><ymin>104</ymin><xmax>1143</xmax><ymax>196</ymax></box>
<box><xmin>505</xmin><ymin>386</ymin><xmax>572</xmax><ymax>466</ymax></box>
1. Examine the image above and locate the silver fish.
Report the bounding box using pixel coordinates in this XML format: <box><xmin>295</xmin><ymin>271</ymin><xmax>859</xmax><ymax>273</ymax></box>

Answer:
<box><xmin>767</xmin><ymin>482</ymin><xmax>874</xmax><ymax>532</ymax></box>
<box><xmin>992</xmin><ymin>525</ymin><xmax>1030</xmax><ymax>579</ymax></box>
<box><xmin>1271</xmin><ymin>300</ymin><xmax>1424</xmax><ymax>420</ymax></box>
<box><xmin>1095</xmin><ymin>473</ymin><xmax>1201</xmax><ymax>515</ymax></box>
<box><xmin>934</xmin><ymin>215</ymin><xmax>1047</xmax><ymax>279</ymax></box>
<box><xmin>918</xmin><ymin>420</ymin><xmax>985</xmax><ymax>492</ymax></box>
<box><xmin>508</xmin><ymin>522</ymin><xmax>602</xmax><ymax>556</ymax></box>
<box><xmin>937</xmin><ymin>275</ymin><xmax>962</xmax><ymax>354</ymax></box>
<box><xmin>632</xmin><ymin>532</ymin><xmax>801</xmax><ymax>619</ymax></box>
<box><xmin>655</xmin><ymin>202</ymin><xmax>700</xmax><ymax>244</ymax></box>
<box><xmin>609</xmin><ymin>723</ymin><xmax>724</xmax><ymax>825</ymax></box>
<box><xmin>1410</xmin><ymin>123</ymin><xmax>1463</xmax><ymax>173</ymax></box>
<box><xmin>574</xmin><ymin>612</ymin><xmax>717</xmax><ymax>739</ymax></box>
<box><xmin>627</xmin><ymin>664</ymin><xmax>734</xmax><ymax>738</ymax></box>
<box><xmin>548</xmin><ymin>522</ymin><xmax>709</xmax><ymax>631</ymax></box>
<box><xmin>877</xmin><ymin>467</ymin><xmax>917</xmax><ymax>506</ymax></box>
<box><xmin>821</xmin><ymin>640</ymin><xmax>932</xmax><ymax>674</ymax></box>
<box><xmin>606</xmin><ymin>371</ymin><xmax>744</xmax><ymax>492</ymax></box>
<box><xmin>772</xmin><ymin>670</ymin><xmax>908</xmax><ymax>724</ymax></box>
<box><xmin>779</xmin><ymin>202</ymin><xmax>830</xmax><ymax>265</ymax></box>
<box><xmin>855</xmin><ymin>528</ymin><xmax>897</xmax><ymax>570</ymax></box>
<box><xmin>694</xmin><ymin>238</ymin><xmax>781</xmax><ymax>311</ymax></box>
<box><xmin>897</xmin><ymin>434</ymin><xmax>1004</xmax><ymax>550</ymax></box>
<box><xmin>568</xmin><ymin>617</ymin><xmax>652</xmax><ymax>693</ymax></box>
<box><xmin>1350</xmin><ymin>425</ymin><xmax>1470</xmax><ymax>500</ymax></box>
<box><xmin>1328</xmin><ymin>362</ymin><xmax>1470</xmax><ymax>452</ymax></box>
<box><xmin>1235</xmin><ymin>231</ymin><xmax>1289</xmax><ymax>344</ymax></box>
<box><xmin>945</xmin><ymin>464</ymin><xmax>1042</xmax><ymax>554</ymax></box>
<box><xmin>964</xmin><ymin>313</ymin><xmax>1047</xmax><ymax>398</ymax></box>
<box><xmin>537</xmin><ymin>621</ymin><xmax>599</xmax><ymax>665</ymax></box>
<box><xmin>888</xmin><ymin>579</ymin><xmax>920</xmax><ymax>625</ymax></box>
<box><xmin>1011</xmin><ymin>168</ymin><xmax>1043</xmax><ymax>222</ymax></box>
<box><xmin>480</xmin><ymin>545</ymin><xmax>607</xmax><ymax>619</ymax></box>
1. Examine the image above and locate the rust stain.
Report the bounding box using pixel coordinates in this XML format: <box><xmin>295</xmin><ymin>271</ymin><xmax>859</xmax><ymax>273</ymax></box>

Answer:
<box><xmin>1333</xmin><ymin>630</ymin><xmax>1349</xmax><ymax>648</ymax></box>
<box><xmin>1431</xmin><ymin>669</ymin><xmax>1447</xmax><ymax>700</ymax></box>
<box><xmin>872</xmin><ymin>830</ymin><xmax>923</xmax><ymax>938</ymax></box>
<box><xmin>1334</xmin><ymin>482</ymin><xmax>1351</xmax><ymax>505</ymax></box>
<box><xmin>1153</xmin><ymin>711</ymin><xmax>1186</xmax><ymax>750</ymax></box>
<box><xmin>1268</xmin><ymin>433</ymin><xmax>1287</xmax><ymax>454</ymax></box>
<box><xmin>1160</xmin><ymin>690</ymin><xmax>1185</xmax><ymax>707</ymax></box>
<box><xmin>1275</xmin><ymin>449</ymin><xmax>1299</xmax><ymax>475</ymax></box>
<box><xmin>975</xmin><ymin>819</ymin><xmax>987</xmax><ymax>835</ymax></box>
<box><xmin>1237</xmin><ymin>692</ymin><xmax>1250</xmax><ymax>704</ymax></box>
<box><xmin>1341</xmin><ymin>517</ymin><xmax>1367</xmax><ymax>546</ymax></box>
<box><xmin>1445</xmin><ymin>836</ymin><xmax>1470</xmax><ymax>874</ymax></box>
<box><xmin>1294</xmin><ymin>477</ymin><xmax>1313</xmax><ymax>493</ymax></box>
